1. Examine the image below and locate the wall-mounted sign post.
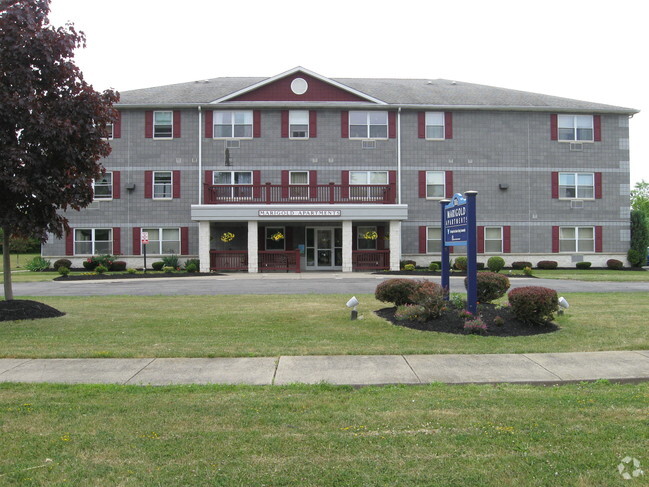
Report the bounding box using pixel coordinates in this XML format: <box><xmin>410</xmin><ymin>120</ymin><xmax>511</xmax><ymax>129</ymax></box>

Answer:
<box><xmin>442</xmin><ymin>192</ymin><xmax>478</xmax><ymax>315</ymax></box>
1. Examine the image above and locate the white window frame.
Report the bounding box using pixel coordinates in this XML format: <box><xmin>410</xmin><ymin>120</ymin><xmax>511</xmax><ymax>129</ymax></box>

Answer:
<box><xmin>93</xmin><ymin>172</ymin><xmax>113</xmax><ymax>200</ymax></box>
<box><xmin>141</xmin><ymin>227</ymin><xmax>181</xmax><ymax>255</ymax></box>
<box><xmin>105</xmin><ymin>123</ymin><xmax>114</xmax><ymax>140</ymax></box>
<box><xmin>349</xmin><ymin>111</ymin><xmax>388</xmax><ymax>139</ymax></box>
<box><xmin>153</xmin><ymin>171</ymin><xmax>173</xmax><ymax>200</ymax></box>
<box><xmin>558</xmin><ymin>114</ymin><xmax>594</xmax><ymax>142</ymax></box>
<box><xmin>484</xmin><ymin>226</ymin><xmax>503</xmax><ymax>253</ymax></box>
<box><xmin>559</xmin><ymin>226</ymin><xmax>595</xmax><ymax>253</ymax></box>
<box><xmin>425</xmin><ymin>171</ymin><xmax>445</xmax><ymax>199</ymax></box>
<box><xmin>74</xmin><ymin>228</ymin><xmax>112</xmax><ymax>255</ymax></box>
<box><xmin>213</xmin><ymin>110</ymin><xmax>253</xmax><ymax>139</ymax></box>
<box><xmin>213</xmin><ymin>171</ymin><xmax>253</xmax><ymax>199</ymax></box>
<box><xmin>426</xmin><ymin>227</ymin><xmax>442</xmax><ymax>254</ymax></box>
<box><xmin>425</xmin><ymin>112</ymin><xmax>445</xmax><ymax>140</ymax></box>
<box><xmin>349</xmin><ymin>170</ymin><xmax>389</xmax><ymax>199</ymax></box>
<box><xmin>289</xmin><ymin>110</ymin><xmax>309</xmax><ymax>139</ymax></box>
<box><xmin>357</xmin><ymin>225</ymin><xmax>378</xmax><ymax>251</ymax></box>
<box><xmin>153</xmin><ymin>111</ymin><xmax>173</xmax><ymax>139</ymax></box>
<box><xmin>289</xmin><ymin>171</ymin><xmax>309</xmax><ymax>199</ymax></box>
<box><xmin>558</xmin><ymin>172</ymin><xmax>595</xmax><ymax>200</ymax></box>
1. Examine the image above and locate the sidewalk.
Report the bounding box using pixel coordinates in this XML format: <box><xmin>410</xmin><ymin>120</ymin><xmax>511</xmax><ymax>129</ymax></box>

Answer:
<box><xmin>1</xmin><ymin>351</ymin><xmax>648</xmax><ymax>387</ymax></box>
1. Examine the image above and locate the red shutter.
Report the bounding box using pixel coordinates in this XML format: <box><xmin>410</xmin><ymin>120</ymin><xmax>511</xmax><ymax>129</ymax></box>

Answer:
<box><xmin>503</xmin><ymin>226</ymin><xmax>511</xmax><ymax>253</ymax></box>
<box><xmin>113</xmin><ymin>227</ymin><xmax>121</xmax><ymax>256</ymax></box>
<box><xmin>145</xmin><ymin>111</ymin><xmax>153</xmax><ymax>138</ymax></box>
<box><xmin>112</xmin><ymin>171</ymin><xmax>120</xmax><ymax>199</ymax></box>
<box><xmin>65</xmin><ymin>230</ymin><xmax>74</xmax><ymax>256</ymax></box>
<box><xmin>377</xmin><ymin>226</ymin><xmax>385</xmax><ymax>250</ymax></box>
<box><xmin>113</xmin><ymin>111</ymin><xmax>121</xmax><ymax>138</ymax></box>
<box><xmin>551</xmin><ymin>171</ymin><xmax>559</xmax><ymax>198</ymax></box>
<box><xmin>552</xmin><ymin>226</ymin><xmax>559</xmax><ymax>253</ymax></box>
<box><xmin>444</xmin><ymin>112</ymin><xmax>453</xmax><ymax>139</ymax></box>
<box><xmin>595</xmin><ymin>226</ymin><xmax>603</xmax><ymax>252</ymax></box>
<box><xmin>281</xmin><ymin>170</ymin><xmax>289</xmax><ymax>198</ymax></box>
<box><xmin>204</xmin><ymin>170</ymin><xmax>212</xmax><ymax>204</ymax></box>
<box><xmin>309</xmin><ymin>110</ymin><xmax>317</xmax><ymax>138</ymax></box>
<box><xmin>341</xmin><ymin>171</ymin><xmax>349</xmax><ymax>198</ymax></box>
<box><xmin>173</xmin><ymin>170</ymin><xmax>181</xmax><ymax>199</ymax></box>
<box><xmin>253</xmin><ymin>110</ymin><xmax>261</xmax><ymax>138</ymax></box>
<box><xmin>445</xmin><ymin>171</ymin><xmax>454</xmax><ymax>198</ymax></box>
<box><xmin>418</xmin><ymin>112</ymin><xmax>426</xmax><ymax>138</ymax></box>
<box><xmin>181</xmin><ymin>227</ymin><xmax>189</xmax><ymax>255</ymax></box>
<box><xmin>285</xmin><ymin>227</ymin><xmax>293</xmax><ymax>250</ymax></box>
<box><xmin>388</xmin><ymin>111</ymin><xmax>397</xmax><ymax>138</ymax></box>
<box><xmin>341</xmin><ymin>111</ymin><xmax>349</xmax><ymax>138</ymax></box>
<box><xmin>595</xmin><ymin>172</ymin><xmax>602</xmax><ymax>199</ymax></box>
<box><xmin>419</xmin><ymin>171</ymin><xmax>427</xmax><ymax>198</ymax></box>
<box><xmin>253</xmin><ymin>170</ymin><xmax>261</xmax><ymax>198</ymax></box>
<box><xmin>173</xmin><ymin>110</ymin><xmax>181</xmax><ymax>138</ymax></box>
<box><xmin>144</xmin><ymin>171</ymin><xmax>153</xmax><ymax>198</ymax></box>
<box><xmin>419</xmin><ymin>226</ymin><xmax>427</xmax><ymax>253</ymax></box>
<box><xmin>477</xmin><ymin>226</ymin><xmax>485</xmax><ymax>253</ymax></box>
<box><xmin>594</xmin><ymin>115</ymin><xmax>601</xmax><ymax>141</ymax></box>
<box><xmin>132</xmin><ymin>227</ymin><xmax>141</xmax><ymax>256</ymax></box>
<box><xmin>205</xmin><ymin>110</ymin><xmax>213</xmax><ymax>138</ymax></box>
<box><xmin>281</xmin><ymin>110</ymin><xmax>289</xmax><ymax>138</ymax></box>
<box><xmin>550</xmin><ymin>114</ymin><xmax>558</xmax><ymax>140</ymax></box>
<box><xmin>388</xmin><ymin>171</ymin><xmax>397</xmax><ymax>203</ymax></box>
<box><xmin>309</xmin><ymin>170</ymin><xmax>318</xmax><ymax>199</ymax></box>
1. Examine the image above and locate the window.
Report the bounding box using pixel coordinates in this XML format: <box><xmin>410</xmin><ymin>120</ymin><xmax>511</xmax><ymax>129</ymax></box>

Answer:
<box><xmin>289</xmin><ymin>171</ymin><xmax>309</xmax><ymax>199</ymax></box>
<box><xmin>349</xmin><ymin>111</ymin><xmax>388</xmax><ymax>139</ymax></box>
<box><xmin>105</xmin><ymin>123</ymin><xmax>114</xmax><ymax>140</ymax></box>
<box><xmin>153</xmin><ymin>171</ymin><xmax>173</xmax><ymax>199</ymax></box>
<box><xmin>142</xmin><ymin>228</ymin><xmax>180</xmax><ymax>255</ymax></box>
<box><xmin>153</xmin><ymin>111</ymin><xmax>173</xmax><ymax>139</ymax></box>
<box><xmin>214</xmin><ymin>110</ymin><xmax>253</xmax><ymax>138</ymax></box>
<box><xmin>484</xmin><ymin>227</ymin><xmax>503</xmax><ymax>253</ymax></box>
<box><xmin>93</xmin><ymin>172</ymin><xmax>113</xmax><ymax>200</ymax></box>
<box><xmin>289</xmin><ymin>110</ymin><xmax>309</xmax><ymax>139</ymax></box>
<box><xmin>425</xmin><ymin>112</ymin><xmax>445</xmax><ymax>139</ymax></box>
<box><xmin>357</xmin><ymin>226</ymin><xmax>378</xmax><ymax>250</ymax></box>
<box><xmin>559</xmin><ymin>226</ymin><xmax>594</xmax><ymax>252</ymax></box>
<box><xmin>427</xmin><ymin>227</ymin><xmax>442</xmax><ymax>253</ymax></box>
<box><xmin>74</xmin><ymin>228</ymin><xmax>112</xmax><ymax>255</ymax></box>
<box><xmin>558</xmin><ymin>115</ymin><xmax>593</xmax><ymax>141</ymax></box>
<box><xmin>213</xmin><ymin>171</ymin><xmax>253</xmax><ymax>199</ymax></box>
<box><xmin>425</xmin><ymin>171</ymin><xmax>445</xmax><ymax>199</ymax></box>
<box><xmin>349</xmin><ymin>171</ymin><xmax>388</xmax><ymax>199</ymax></box>
<box><xmin>265</xmin><ymin>226</ymin><xmax>285</xmax><ymax>251</ymax></box>
<box><xmin>559</xmin><ymin>172</ymin><xmax>594</xmax><ymax>199</ymax></box>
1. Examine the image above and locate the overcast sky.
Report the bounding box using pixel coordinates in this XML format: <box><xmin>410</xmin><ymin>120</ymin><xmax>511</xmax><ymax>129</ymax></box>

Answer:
<box><xmin>48</xmin><ymin>0</ymin><xmax>647</xmax><ymax>186</ymax></box>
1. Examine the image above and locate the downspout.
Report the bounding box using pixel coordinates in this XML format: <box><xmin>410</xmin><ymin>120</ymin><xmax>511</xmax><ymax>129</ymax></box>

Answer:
<box><xmin>198</xmin><ymin>106</ymin><xmax>202</xmax><ymax>205</ymax></box>
<box><xmin>397</xmin><ymin>107</ymin><xmax>402</xmax><ymax>204</ymax></box>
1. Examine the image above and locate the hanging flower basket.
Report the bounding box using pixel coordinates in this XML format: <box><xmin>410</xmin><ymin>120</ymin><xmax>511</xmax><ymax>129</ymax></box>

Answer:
<box><xmin>362</xmin><ymin>231</ymin><xmax>378</xmax><ymax>240</ymax></box>
<box><xmin>270</xmin><ymin>232</ymin><xmax>285</xmax><ymax>241</ymax></box>
<box><xmin>220</xmin><ymin>232</ymin><xmax>235</xmax><ymax>243</ymax></box>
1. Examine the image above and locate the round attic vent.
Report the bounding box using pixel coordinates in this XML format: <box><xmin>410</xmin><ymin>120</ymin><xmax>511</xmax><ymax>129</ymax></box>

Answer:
<box><xmin>291</xmin><ymin>77</ymin><xmax>308</xmax><ymax>95</ymax></box>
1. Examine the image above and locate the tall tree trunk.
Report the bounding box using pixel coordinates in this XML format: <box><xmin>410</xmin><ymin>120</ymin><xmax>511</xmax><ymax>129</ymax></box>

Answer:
<box><xmin>2</xmin><ymin>226</ymin><xmax>14</xmax><ymax>301</ymax></box>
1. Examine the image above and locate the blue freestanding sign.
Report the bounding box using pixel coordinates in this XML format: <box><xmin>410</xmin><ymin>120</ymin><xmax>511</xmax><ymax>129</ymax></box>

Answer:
<box><xmin>444</xmin><ymin>194</ymin><xmax>468</xmax><ymax>246</ymax></box>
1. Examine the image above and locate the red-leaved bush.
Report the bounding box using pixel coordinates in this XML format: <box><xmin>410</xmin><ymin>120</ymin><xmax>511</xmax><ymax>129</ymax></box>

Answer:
<box><xmin>375</xmin><ymin>279</ymin><xmax>419</xmax><ymax>306</ymax></box>
<box><xmin>507</xmin><ymin>286</ymin><xmax>559</xmax><ymax>325</ymax></box>
<box><xmin>408</xmin><ymin>280</ymin><xmax>446</xmax><ymax>320</ymax></box>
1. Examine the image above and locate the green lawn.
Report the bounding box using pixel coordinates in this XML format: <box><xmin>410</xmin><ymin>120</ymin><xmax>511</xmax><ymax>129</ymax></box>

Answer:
<box><xmin>0</xmin><ymin>381</ymin><xmax>646</xmax><ymax>486</ymax></box>
<box><xmin>1</xmin><ymin>293</ymin><xmax>648</xmax><ymax>358</ymax></box>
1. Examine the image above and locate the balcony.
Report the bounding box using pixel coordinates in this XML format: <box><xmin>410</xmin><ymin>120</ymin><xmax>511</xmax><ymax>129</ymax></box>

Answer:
<box><xmin>203</xmin><ymin>182</ymin><xmax>396</xmax><ymax>205</ymax></box>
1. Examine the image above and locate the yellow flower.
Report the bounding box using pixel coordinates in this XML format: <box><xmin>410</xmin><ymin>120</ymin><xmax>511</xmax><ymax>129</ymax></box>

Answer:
<box><xmin>220</xmin><ymin>232</ymin><xmax>235</xmax><ymax>243</ymax></box>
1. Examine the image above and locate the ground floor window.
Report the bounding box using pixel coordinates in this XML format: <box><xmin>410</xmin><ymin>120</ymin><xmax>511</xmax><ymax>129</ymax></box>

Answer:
<box><xmin>142</xmin><ymin>228</ymin><xmax>180</xmax><ymax>254</ymax></box>
<box><xmin>426</xmin><ymin>227</ymin><xmax>442</xmax><ymax>253</ymax></box>
<box><xmin>560</xmin><ymin>226</ymin><xmax>594</xmax><ymax>252</ymax></box>
<box><xmin>484</xmin><ymin>226</ymin><xmax>503</xmax><ymax>253</ymax></box>
<box><xmin>74</xmin><ymin>228</ymin><xmax>112</xmax><ymax>255</ymax></box>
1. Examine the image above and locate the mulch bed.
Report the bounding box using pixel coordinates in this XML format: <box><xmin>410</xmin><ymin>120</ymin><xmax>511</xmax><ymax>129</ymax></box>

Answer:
<box><xmin>374</xmin><ymin>271</ymin><xmax>534</xmax><ymax>278</ymax></box>
<box><xmin>0</xmin><ymin>300</ymin><xmax>65</xmax><ymax>322</ymax></box>
<box><xmin>375</xmin><ymin>303</ymin><xmax>559</xmax><ymax>337</ymax></box>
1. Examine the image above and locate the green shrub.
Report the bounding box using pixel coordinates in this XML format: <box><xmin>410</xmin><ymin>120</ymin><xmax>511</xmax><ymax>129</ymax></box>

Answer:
<box><xmin>627</xmin><ymin>249</ymin><xmax>644</xmax><ymax>267</ymax></box>
<box><xmin>464</xmin><ymin>271</ymin><xmax>510</xmax><ymax>303</ymax></box>
<box><xmin>576</xmin><ymin>261</ymin><xmax>592</xmax><ymax>269</ymax></box>
<box><xmin>83</xmin><ymin>258</ymin><xmax>98</xmax><ymax>271</ymax></box>
<box><xmin>25</xmin><ymin>256</ymin><xmax>51</xmax><ymax>271</ymax></box>
<box><xmin>606</xmin><ymin>259</ymin><xmax>624</xmax><ymax>270</ymax></box>
<box><xmin>163</xmin><ymin>266</ymin><xmax>175</xmax><ymax>273</ymax></box>
<box><xmin>536</xmin><ymin>260</ymin><xmax>558</xmax><ymax>270</ymax></box>
<box><xmin>53</xmin><ymin>258</ymin><xmax>72</xmax><ymax>271</ymax></box>
<box><xmin>464</xmin><ymin>316</ymin><xmax>488</xmax><ymax>335</ymax></box>
<box><xmin>127</xmin><ymin>268</ymin><xmax>137</xmax><ymax>274</ymax></box>
<box><xmin>428</xmin><ymin>261</ymin><xmax>439</xmax><ymax>272</ymax></box>
<box><xmin>185</xmin><ymin>263</ymin><xmax>198</xmax><ymax>273</ymax></box>
<box><xmin>403</xmin><ymin>263</ymin><xmax>416</xmax><ymax>271</ymax></box>
<box><xmin>523</xmin><ymin>266</ymin><xmax>533</xmax><ymax>276</ymax></box>
<box><xmin>511</xmin><ymin>261</ymin><xmax>533</xmax><ymax>270</ymax></box>
<box><xmin>184</xmin><ymin>258</ymin><xmax>200</xmax><ymax>272</ymax></box>
<box><xmin>487</xmin><ymin>256</ymin><xmax>505</xmax><ymax>273</ymax></box>
<box><xmin>400</xmin><ymin>260</ymin><xmax>416</xmax><ymax>270</ymax></box>
<box><xmin>408</xmin><ymin>280</ymin><xmax>446</xmax><ymax>320</ymax></box>
<box><xmin>394</xmin><ymin>304</ymin><xmax>427</xmax><ymax>322</ymax></box>
<box><xmin>162</xmin><ymin>255</ymin><xmax>180</xmax><ymax>269</ymax></box>
<box><xmin>375</xmin><ymin>279</ymin><xmax>419</xmax><ymax>306</ymax></box>
<box><xmin>508</xmin><ymin>286</ymin><xmax>559</xmax><ymax>325</ymax></box>
<box><xmin>109</xmin><ymin>260</ymin><xmax>127</xmax><ymax>272</ymax></box>
<box><xmin>151</xmin><ymin>261</ymin><xmax>164</xmax><ymax>271</ymax></box>
<box><xmin>453</xmin><ymin>256</ymin><xmax>468</xmax><ymax>271</ymax></box>
<box><xmin>449</xmin><ymin>293</ymin><xmax>466</xmax><ymax>310</ymax></box>
<box><xmin>95</xmin><ymin>265</ymin><xmax>107</xmax><ymax>274</ymax></box>
<box><xmin>476</xmin><ymin>262</ymin><xmax>485</xmax><ymax>270</ymax></box>
<box><xmin>57</xmin><ymin>266</ymin><xmax>70</xmax><ymax>277</ymax></box>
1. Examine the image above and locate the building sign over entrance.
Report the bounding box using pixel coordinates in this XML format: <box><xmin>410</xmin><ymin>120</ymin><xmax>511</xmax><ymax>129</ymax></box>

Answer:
<box><xmin>258</xmin><ymin>209</ymin><xmax>342</xmax><ymax>217</ymax></box>
<box><xmin>444</xmin><ymin>194</ymin><xmax>468</xmax><ymax>246</ymax></box>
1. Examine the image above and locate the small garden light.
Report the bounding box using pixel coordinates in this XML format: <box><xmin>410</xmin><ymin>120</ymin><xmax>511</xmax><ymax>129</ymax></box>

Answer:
<box><xmin>558</xmin><ymin>296</ymin><xmax>569</xmax><ymax>315</ymax></box>
<box><xmin>346</xmin><ymin>296</ymin><xmax>359</xmax><ymax>320</ymax></box>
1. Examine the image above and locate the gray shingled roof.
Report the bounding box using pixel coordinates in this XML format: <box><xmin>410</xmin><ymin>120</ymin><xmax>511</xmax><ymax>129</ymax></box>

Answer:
<box><xmin>117</xmin><ymin>74</ymin><xmax>637</xmax><ymax>114</ymax></box>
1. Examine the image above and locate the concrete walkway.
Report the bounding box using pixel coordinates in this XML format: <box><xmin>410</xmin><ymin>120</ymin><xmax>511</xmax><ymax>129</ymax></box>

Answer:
<box><xmin>2</xmin><ymin>351</ymin><xmax>648</xmax><ymax>387</ymax></box>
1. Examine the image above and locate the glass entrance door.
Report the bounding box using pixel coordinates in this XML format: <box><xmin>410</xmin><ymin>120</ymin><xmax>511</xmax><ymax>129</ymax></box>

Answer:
<box><xmin>306</xmin><ymin>227</ymin><xmax>342</xmax><ymax>270</ymax></box>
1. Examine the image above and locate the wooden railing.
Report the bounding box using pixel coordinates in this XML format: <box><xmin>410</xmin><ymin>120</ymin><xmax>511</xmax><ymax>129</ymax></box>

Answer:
<box><xmin>210</xmin><ymin>250</ymin><xmax>300</xmax><ymax>273</ymax></box>
<box><xmin>210</xmin><ymin>251</ymin><xmax>248</xmax><ymax>271</ymax></box>
<box><xmin>352</xmin><ymin>250</ymin><xmax>390</xmax><ymax>271</ymax></box>
<box><xmin>204</xmin><ymin>183</ymin><xmax>396</xmax><ymax>205</ymax></box>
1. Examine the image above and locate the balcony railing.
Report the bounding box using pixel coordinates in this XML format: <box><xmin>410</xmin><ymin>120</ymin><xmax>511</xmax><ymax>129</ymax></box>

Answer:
<box><xmin>210</xmin><ymin>250</ymin><xmax>300</xmax><ymax>273</ymax></box>
<box><xmin>352</xmin><ymin>250</ymin><xmax>390</xmax><ymax>271</ymax></box>
<box><xmin>204</xmin><ymin>183</ymin><xmax>396</xmax><ymax>205</ymax></box>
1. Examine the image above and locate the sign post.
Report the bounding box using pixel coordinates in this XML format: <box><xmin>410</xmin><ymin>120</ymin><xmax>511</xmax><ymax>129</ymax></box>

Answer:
<box><xmin>141</xmin><ymin>231</ymin><xmax>149</xmax><ymax>273</ymax></box>
<box><xmin>440</xmin><ymin>199</ymin><xmax>451</xmax><ymax>299</ymax></box>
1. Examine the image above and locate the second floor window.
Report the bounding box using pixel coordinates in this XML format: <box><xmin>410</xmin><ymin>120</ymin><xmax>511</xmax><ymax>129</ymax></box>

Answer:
<box><xmin>214</xmin><ymin>111</ymin><xmax>253</xmax><ymax>138</ymax></box>
<box><xmin>153</xmin><ymin>171</ymin><xmax>173</xmax><ymax>199</ymax></box>
<box><xmin>154</xmin><ymin>111</ymin><xmax>173</xmax><ymax>138</ymax></box>
<box><xmin>558</xmin><ymin>115</ymin><xmax>593</xmax><ymax>141</ymax></box>
<box><xmin>425</xmin><ymin>171</ymin><xmax>445</xmax><ymax>199</ymax></box>
<box><xmin>93</xmin><ymin>172</ymin><xmax>113</xmax><ymax>200</ymax></box>
<box><xmin>213</xmin><ymin>171</ymin><xmax>253</xmax><ymax>198</ymax></box>
<box><xmin>349</xmin><ymin>111</ymin><xmax>388</xmax><ymax>139</ymax></box>
<box><xmin>559</xmin><ymin>173</ymin><xmax>594</xmax><ymax>199</ymax></box>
